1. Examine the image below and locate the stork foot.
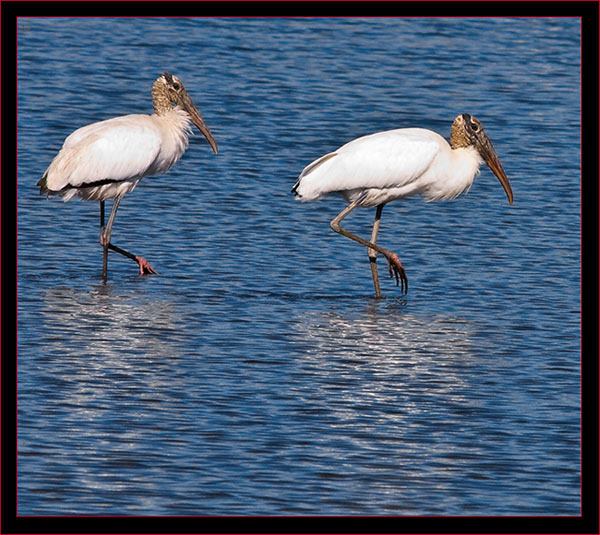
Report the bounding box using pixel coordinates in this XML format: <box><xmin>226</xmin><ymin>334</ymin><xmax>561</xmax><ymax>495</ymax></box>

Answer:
<box><xmin>135</xmin><ymin>256</ymin><xmax>157</xmax><ymax>275</ymax></box>
<box><xmin>385</xmin><ymin>252</ymin><xmax>408</xmax><ymax>295</ymax></box>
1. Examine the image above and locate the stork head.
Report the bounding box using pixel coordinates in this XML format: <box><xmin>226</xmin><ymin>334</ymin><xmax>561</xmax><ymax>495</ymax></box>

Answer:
<box><xmin>450</xmin><ymin>113</ymin><xmax>512</xmax><ymax>204</ymax></box>
<box><xmin>153</xmin><ymin>72</ymin><xmax>218</xmax><ymax>154</ymax></box>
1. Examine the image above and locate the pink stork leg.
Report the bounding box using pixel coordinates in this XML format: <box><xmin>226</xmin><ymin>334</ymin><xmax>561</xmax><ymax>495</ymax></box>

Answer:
<box><xmin>368</xmin><ymin>204</ymin><xmax>384</xmax><ymax>298</ymax></box>
<box><xmin>99</xmin><ymin>197</ymin><xmax>157</xmax><ymax>282</ymax></box>
<box><xmin>329</xmin><ymin>195</ymin><xmax>407</xmax><ymax>296</ymax></box>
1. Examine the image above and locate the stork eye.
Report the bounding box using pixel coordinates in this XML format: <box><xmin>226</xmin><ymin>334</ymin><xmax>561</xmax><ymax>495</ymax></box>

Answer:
<box><xmin>471</xmin><ymin>122</ymin><xmax>479</xmax><ymax>131</ymax></box>
<box><xmin>172</xmin><ymin>83</ymin><xmax>181</xmax><ymax>90</ymax></box>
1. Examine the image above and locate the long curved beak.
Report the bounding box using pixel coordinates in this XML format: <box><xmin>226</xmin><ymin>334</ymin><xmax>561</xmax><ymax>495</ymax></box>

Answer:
<box><xmin>477</xmin><ymin>135</ymin><xmax>513</xmax><ymax>205</ymax></box>
<box><xmin>181</xmin><ymin>92</ymin><xmax>218</xmax><ymax>155</ymax></box>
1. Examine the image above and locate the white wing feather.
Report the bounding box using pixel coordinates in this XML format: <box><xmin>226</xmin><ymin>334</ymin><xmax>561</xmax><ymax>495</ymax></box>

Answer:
<box><xmin>294</xmin><ymin>128</ymin><xmax>444</xmax><ymax>201</ymax></box>
<box><xmin>44</xmin><ymin>114</ymin><xmax>163</xmax><ymax>192</ymax></box>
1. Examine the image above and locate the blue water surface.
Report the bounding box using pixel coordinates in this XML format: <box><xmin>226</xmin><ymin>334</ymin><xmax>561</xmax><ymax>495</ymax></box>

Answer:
<box><xmin>17</xmin><ymin>17</ymin><xmax>581</xmax><ymax>515</ymax></box>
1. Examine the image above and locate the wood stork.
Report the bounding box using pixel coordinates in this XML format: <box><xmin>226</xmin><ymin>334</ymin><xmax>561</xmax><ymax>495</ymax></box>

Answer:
<box><xmin>38</xmin><ymin>72</ymin><xmax>218</xmax><ymax>282</ymax></box>
<box><xmin>292</xmin><ymin>113</ymin><xmax>513</xmax><ymax>297</ymax></box>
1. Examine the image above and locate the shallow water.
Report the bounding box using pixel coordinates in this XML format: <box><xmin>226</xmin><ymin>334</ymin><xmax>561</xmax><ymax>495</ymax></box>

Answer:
<box><xmin>17</xmin><ymin>17</ymin><xmax>580</xmax><ymax>515</ymax></box>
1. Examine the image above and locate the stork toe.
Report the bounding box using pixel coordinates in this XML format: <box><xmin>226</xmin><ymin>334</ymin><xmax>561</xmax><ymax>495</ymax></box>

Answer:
<box><xmin>135</xmin><ymin>256</ymin><xmax>157</xmax><ymax>275</ymax></box>
<box><xmin>386</xmin><ymin>253</ymin><xmax>407</xmax><ymax>295</ymax></box>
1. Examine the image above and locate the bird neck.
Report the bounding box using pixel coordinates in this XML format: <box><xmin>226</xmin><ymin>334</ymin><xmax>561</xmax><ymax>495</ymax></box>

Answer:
<box><xmin>450</xmin><ymin>146</ymin><xmax>482</xmax><ymax>192</ymax></box>
<box><xmin>152</xmin><ymin>79</ymin><xmax>173</xmax><ymax>116</ymax></box>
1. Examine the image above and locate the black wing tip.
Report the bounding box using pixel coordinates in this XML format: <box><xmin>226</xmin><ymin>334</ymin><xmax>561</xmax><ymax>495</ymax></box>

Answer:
<box><xmin>37</xmin><ymin>175</ymin><xmax>49</xmax><ymax>195</ymax></box>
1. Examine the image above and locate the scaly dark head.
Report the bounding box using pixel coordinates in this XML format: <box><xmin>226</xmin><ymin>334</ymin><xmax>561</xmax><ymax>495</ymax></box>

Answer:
<box><xmin>156</xmin><ymin>72</ymin><xmax>218</xmax><ymax>155</ymax></box>
<box><xmin>451</xmin><ymin>113</ymin><xmax>513</xmax><ymax>204</ymax></box>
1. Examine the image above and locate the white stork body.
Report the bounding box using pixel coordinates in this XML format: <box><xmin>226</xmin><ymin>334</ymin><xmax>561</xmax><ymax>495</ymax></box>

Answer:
<box><xmin>44</xmin><ymin>110</ymin><xmax>193</xmax><ymax>202</ymax></box>
<box><xmin>39</xmin><ymin>72</ymin><xmax>218</xmax><ymax>281</ymax></box>
<box><xmin>294</xmin><ymin>128</ymin><xmax>483</xmax><ymax>207</ymax></box>
<box><xmin>292</xmin><ymin>114</ymin><xmax>513</xmax><ymax>297</ymax></box>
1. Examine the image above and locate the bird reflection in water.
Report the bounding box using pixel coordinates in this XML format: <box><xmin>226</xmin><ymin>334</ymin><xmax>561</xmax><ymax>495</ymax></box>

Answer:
<box><xmin>291</xmin><ymin>306</ymin><xmax>476</xmax><ymax>415</ymax></box>
<box><xmin>38</xmin><ymin>285</ymin><xmax>183</xmax><ymax>371</ymax></box>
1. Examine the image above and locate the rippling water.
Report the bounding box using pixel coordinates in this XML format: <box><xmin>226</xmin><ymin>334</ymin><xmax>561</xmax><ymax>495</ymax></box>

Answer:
<box><xmin>17</xmin><ymin>17</ymin><xmax>580</xmax><ymax>515</ymax></box>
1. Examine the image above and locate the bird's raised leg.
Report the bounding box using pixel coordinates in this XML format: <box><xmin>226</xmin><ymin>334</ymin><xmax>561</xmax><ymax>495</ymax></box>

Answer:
<box><xmin>99</xmin><ymin>196</ymin><xmax>157</xmax><ymax>279</ymax></box>
<box><xmin>368</xmin><ymin>204</ymin><xmax>384</xmax><ymax>298</ymax></box>
<box><xmin>330</xmin><ymin>196</ymin><xmax>407</xmax><ymax>295</ymax></box>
